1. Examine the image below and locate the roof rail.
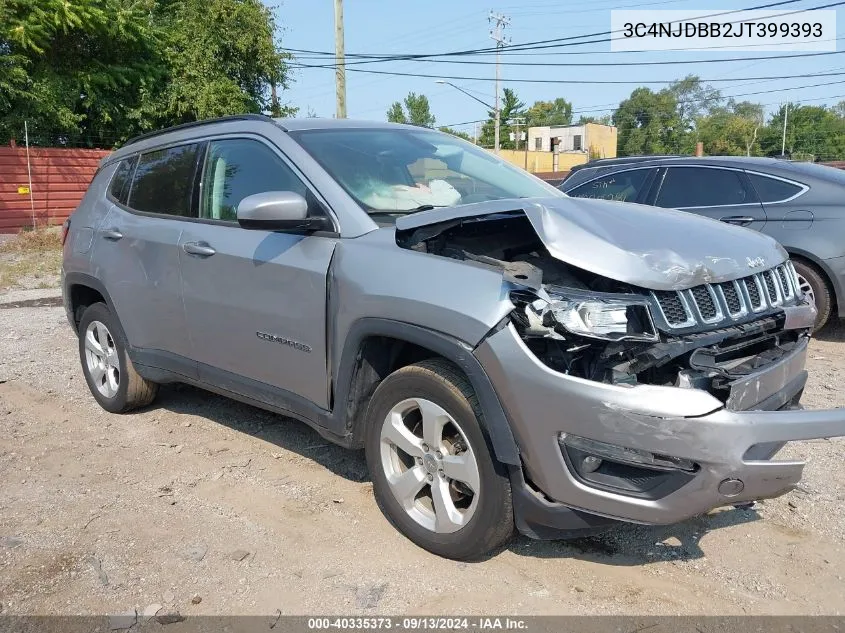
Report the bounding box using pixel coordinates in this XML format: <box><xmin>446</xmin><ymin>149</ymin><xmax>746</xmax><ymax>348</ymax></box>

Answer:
<box><xmin>124</xmin><ymin>114</ymin><xmax>276</xmax><ymax>147</ymax></box>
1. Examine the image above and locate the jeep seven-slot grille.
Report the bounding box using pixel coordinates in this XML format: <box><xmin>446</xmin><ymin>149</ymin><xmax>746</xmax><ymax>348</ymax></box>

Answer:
<box><xmin>654</xmin><ymin>291</ymin><xmax>689</xmax><ymax>325</ymax></box>
<box><xmin>652</xmin><ymin>264</ymin><xmax>796</xmax><ymax>330</ymax></box>
<box><xmin>690</xmin><ymin>286</ymin><xmax>717</xmax><ymax>319</ymax></box>
<box><xmin>720</xmin><ymin>282</ymin><xmax>742</xmax><ymax>314</ymax></box>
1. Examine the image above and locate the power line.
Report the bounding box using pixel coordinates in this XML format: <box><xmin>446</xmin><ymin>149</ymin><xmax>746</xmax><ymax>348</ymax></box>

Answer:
<box><xmin>291</xmin><ymin>50</ymin><xmax>845</xmax><ymax>68</ymax></box>
<box><xmin>284</xmin><ymin>0</ymin><xmax>821</xmax><ymax>62</ymax></box>
<box><xmin>287</xmin><ymin>65</ymin><xmax>845</xmax><ymax>85</ymax></box>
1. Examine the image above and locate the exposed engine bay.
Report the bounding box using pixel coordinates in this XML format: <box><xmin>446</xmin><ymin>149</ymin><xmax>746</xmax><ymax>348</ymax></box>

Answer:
<box><xmin>397</xmin><ymin>211</ymin><xmax>810</xmax><ymax>408</ymax></box>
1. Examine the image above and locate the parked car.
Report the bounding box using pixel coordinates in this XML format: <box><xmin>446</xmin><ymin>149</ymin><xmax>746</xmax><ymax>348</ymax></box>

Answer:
<box><xmin>560</xmin><ymin>155</ymin><xmax>845</xmax><ymax>330</ymax></box>
<box><xmin>62</xmin><ymin>116</ymin><xmax>845</xmax><ymax>560</ymax></box>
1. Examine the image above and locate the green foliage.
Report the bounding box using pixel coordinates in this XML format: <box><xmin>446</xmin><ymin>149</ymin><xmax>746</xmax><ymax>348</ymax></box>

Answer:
<box><xmin>577</xmin><ymin>114</ymin><xmax>612</xmax><ymax>126</ymax></box>
<box><xmin>479</xmin><ymin>88</ymin><xmax>525</xmax><ymax>149</ymax></box>
<box><xmin>386</xmin><ymin>93</ymin><xmax>435</xmax><ymax>127</ymax></box>
<box><xmin>613</xmin><ymin>87</ymin><xmax>682</xmax><ymax>156</ymax></box>
<box><xmin>524</xmin><ymin>98</ymin><xmax>572</xmax><ymax>128</ymax></box>
<box><xmin>0</xmin><ymin>0</ymin><xmax>293</xmax><ymax>146</ymax></box>
<box><xmin>759</xmin><ymin>103</ymin><xmax>845</xmax><ymax>160</ymax></box>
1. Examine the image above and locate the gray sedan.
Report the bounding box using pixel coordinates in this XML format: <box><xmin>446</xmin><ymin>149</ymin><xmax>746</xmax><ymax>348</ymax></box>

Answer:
<box><xmin>561</xmin><ymin>155</ymin><xmax>845</xmax><ymax>330</ymax></box>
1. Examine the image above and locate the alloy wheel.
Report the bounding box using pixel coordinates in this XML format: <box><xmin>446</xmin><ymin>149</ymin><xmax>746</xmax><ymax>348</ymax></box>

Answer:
<box><xmin>84</xmin><ymin>320</ymin><xmax>120</xmax><ymax>398</ymax></box>
<box><xmin>797</xmin><ymin>273</ymin><xmax>816</xmax><ymax>308</ymax></box>
<box><xmin>379</xmin><ymin>397</ymin><xmax>480</xmax><ymax>533</ymax></box>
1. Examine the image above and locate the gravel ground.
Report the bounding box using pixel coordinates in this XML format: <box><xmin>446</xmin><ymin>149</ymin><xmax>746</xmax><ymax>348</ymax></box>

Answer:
<box><xmin>1</xmin><ymin>288</ymin><xmax>844</xmax><ymax>617</ymax></box>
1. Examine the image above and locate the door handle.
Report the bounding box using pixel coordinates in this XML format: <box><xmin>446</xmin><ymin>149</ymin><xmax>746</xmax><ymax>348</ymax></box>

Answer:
<box><xmin>101</xmin><ymin>228</ymin><xmax>123</xmax><ymax>241</ymax></box>
<box><xmin>719</xmin><ymin>216</ymin><xmax>755</xmax><ymax>226</ymax></box>
<box><xmin>182</xmin><ymin>241</ymin><xmax>216</xmax><ymax>257</ymax></box>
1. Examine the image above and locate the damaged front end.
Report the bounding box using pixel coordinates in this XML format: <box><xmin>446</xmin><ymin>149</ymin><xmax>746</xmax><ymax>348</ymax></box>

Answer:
<box><xmin>395</xmin><ymin>205</ymin><xmax>816</xmax><ymax>411</ymax></box>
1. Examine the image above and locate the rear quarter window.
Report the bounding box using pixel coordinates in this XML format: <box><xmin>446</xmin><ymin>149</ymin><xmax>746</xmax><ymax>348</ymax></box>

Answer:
<box><xmin>747</xmin><ymin>173</ymin><xmax>804</xmax><ymax>203</ymax></box>
<box><xmin>108</xmin><ymin>157</ymin><xmax>137</xmax><ymax>205</ymax></box>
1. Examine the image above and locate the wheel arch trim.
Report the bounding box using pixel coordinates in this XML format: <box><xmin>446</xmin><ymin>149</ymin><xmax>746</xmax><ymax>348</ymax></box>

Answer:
<box><xmin>333</xmin><ymin>318</ymin><xmax>521</xmax><ymax>465</ymax></box>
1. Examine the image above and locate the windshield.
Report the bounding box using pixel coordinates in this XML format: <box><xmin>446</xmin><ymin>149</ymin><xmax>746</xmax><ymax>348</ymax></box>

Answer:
<box><xmin>288</xmin><ymin>127</ymin><xmax>562</xmax><ymax>215</ymax></box>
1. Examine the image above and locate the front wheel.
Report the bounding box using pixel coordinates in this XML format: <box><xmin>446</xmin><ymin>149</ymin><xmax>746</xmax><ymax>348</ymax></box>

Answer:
<box><xmin>792</xmin><ymin>260</ymin><xmax>832</xmax><ymax>332</ymax></box>
<box><xmin>364</xmin><ymin>359</ymin><xmax>513</xmax><ymax>560</ymax></box>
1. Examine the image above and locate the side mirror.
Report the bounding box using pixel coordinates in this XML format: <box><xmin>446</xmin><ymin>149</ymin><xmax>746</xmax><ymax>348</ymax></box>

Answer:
<box><xmin>236</xmin><ymin>191</ymin><xmax>331</xmax><ymax>232</ymax></box>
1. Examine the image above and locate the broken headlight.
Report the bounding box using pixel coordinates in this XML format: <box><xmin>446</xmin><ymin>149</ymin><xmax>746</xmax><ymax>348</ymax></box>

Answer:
<box><xmin>540</xmin><ymin>288</ymin><xmax>658</xmax><ymax>342</ymax></box>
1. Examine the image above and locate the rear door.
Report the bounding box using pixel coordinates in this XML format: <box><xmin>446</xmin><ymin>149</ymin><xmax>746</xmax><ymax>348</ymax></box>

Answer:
<box><xmin>93</xmin><ymin>144</ymin><xmax>202</xmax><ymax>370</ymax></box>
<box><xmin>650</xmin><ymin>166</ymin><xmax>767</xmax><ymax>230</ymax></box>
<box><xmin>177</xmin><ymin>136</ymin><xmax>337</xmax><ymax>409</ymax></box>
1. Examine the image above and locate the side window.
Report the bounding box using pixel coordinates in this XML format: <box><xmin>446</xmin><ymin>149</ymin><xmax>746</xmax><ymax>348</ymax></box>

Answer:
<box><xmin>127</xmin><ymin>143</ymin><xmax>201</xmax><ymax>217</ymax></box>
<box><xmin>566</xmin><ymin>169</ymin><xmax>650</xmax><ymax>202</ymax></box>
<box><xmin>655</xmin><ymin>167</ymin><xmax>753</xmax><ymax>209</ymax></box>
<box><xmin>109</xmin><ymin>157</ymin><xmax>136</xmax><ymax>205</ymax></box>
<box><xmin>747</xmin><ymin>173</ymin><xmax>803</xmax><ymax>203</ymax></box>
<box><xmin>200</xmin><ymin>139</ymin><xmax>309</xmax><ymax>222</ymax></box>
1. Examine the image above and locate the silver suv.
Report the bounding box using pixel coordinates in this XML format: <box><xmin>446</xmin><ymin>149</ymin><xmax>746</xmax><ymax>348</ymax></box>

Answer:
<box><xmin>62</xmin><ymin>115</ymin><xmax>845</xmax><ymax>560</ymax></box>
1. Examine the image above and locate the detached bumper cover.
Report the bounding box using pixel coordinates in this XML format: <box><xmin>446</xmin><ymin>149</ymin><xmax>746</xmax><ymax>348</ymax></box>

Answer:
<box><xmin>476</xmin><ymin>323</ymin><xmax>845</xmax><ymax>527</ymax></box>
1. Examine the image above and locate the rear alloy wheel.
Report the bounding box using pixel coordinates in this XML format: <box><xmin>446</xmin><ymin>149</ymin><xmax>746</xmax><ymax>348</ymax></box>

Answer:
<box><xmin>78</xmin><ymin>302</ymin><xmax>158</xmax><ymax>413</ymax></box>
<box><xmin>792</xmin><ymin>260</ymin><xmax>832</xmax><ymax>332</ymax></box>
<box><xmin>365</xmin><ymin>359</ymin><xmax>513</xmax><ymax>560</ymax></box>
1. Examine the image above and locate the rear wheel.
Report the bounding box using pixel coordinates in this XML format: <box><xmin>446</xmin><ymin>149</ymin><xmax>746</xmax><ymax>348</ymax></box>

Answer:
<box><xmin>78</xmin><ymin>303</ymin><xmax>158</xmax><ymax>413</ymax></box>
<box><xmin>364</xmin><ymin>359</ymin><xmax>513</xmax><ymax>560</ymax></box>
<box><xmin>792</xmin><ymin>259</ymin><xmax>832</xmax><ymax>332</ymax></box>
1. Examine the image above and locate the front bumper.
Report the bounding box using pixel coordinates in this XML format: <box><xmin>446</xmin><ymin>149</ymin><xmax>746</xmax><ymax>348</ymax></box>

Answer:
<box><xmin>475</xmin><ymin>323</ymin><xmax>845</xmax><ymax>528</ymax></box>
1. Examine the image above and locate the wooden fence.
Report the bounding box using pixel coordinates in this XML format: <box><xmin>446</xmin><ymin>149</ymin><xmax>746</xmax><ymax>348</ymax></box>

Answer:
<box><xmin>0</xmin><ymin>147</ymin><xmax>109</xmax><ymax>233</ymax></box>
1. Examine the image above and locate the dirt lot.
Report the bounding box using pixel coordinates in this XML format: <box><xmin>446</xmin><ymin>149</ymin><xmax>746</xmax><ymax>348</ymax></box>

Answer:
<box><xmin>1</xmin><ymin>279</ymin><xmax>845</xmax><ymax>616</ymax></box>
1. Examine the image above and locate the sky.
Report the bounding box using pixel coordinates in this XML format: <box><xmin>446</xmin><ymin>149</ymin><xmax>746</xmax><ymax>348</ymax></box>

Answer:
<box><xmin>273</xmin><ymin>0</ymin><xmax>845</xmax><ymax>135</ymax></box>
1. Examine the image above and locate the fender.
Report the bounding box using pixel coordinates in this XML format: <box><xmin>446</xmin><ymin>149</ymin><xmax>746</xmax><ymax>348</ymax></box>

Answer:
<box><xmin>330</xmin><ymin>317</ymin><xmax>521</xmax><ymax>465</ymax></box>
<box><xmin>63</xmin><ymin>272</ymin><xmax>121</xmax><ymax>335</ymax></box>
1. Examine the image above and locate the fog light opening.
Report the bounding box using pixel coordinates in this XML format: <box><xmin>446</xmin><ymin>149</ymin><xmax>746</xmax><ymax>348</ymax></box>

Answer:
<box><xmin>718</xmin><ymin>478</ymin><xmax>745</xmax><ymax>497</ymax></box>
<box><xmin>560</xmin><ymin>434</ymin><xmax>698</xmax><ymax>473</ymax></box>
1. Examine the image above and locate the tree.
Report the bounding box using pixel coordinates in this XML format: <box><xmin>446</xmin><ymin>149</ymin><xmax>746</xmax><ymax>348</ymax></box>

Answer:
<box><xmin>524</xmin><ymin>98</ymin><xmax>572</xmax><ymax>128</ymax></box>
<box><xmin>613</xmin><ymin>87</ymin><xmax>681</xmax><ymax>156</ymax></box>
<box><xmin>385</xmin><ymin>93</ymin><xmax>435</xmax><ymax>127</ymax></box>
<box><xmin>479</xmin><ymin>88</ymin><xmax>525</xmax><ymax>149</ymax></box>
<box><xmin>0</xmin><ymin>0</ymin><xmax>294</xmax><ymax>146</ymax></box>
<box><xmin>0</xmin><ymin>0</ymin><xmax>163</xmax><ymax>145</ymax></box>
<box><xmin>667</xmin><ymin>74</ymin><xmax>722</xmax><ymax>152</ymax></box>
<box><xmin>387</xmin><ymin>102</ymin><xmax>407</xmax><ymax>124</ymax></box>
<box><xmin>138</xmin><ymin>0</ymin><xmax>295</xmax><ymax>130</ymax></box>
<box><xmin>697</xmin><ymin>100</ymin><xmax>764</xmax><ymax>156</ymax></box>
<box><xmin>760</xmin><ymin>103</ymin><xmax>845</xmax><ymax>160</ymax></box>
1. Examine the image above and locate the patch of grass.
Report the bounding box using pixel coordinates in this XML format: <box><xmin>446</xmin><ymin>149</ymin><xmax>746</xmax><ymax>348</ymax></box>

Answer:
<box><xmin>0</xmin><ymin>226</ymin><xmax>62</xmax><ymax>254</ymax></box>
<box><xmin>0</xmin><ymin>227</ymin><xmax>63</xmax><ymax>290</ymax></box>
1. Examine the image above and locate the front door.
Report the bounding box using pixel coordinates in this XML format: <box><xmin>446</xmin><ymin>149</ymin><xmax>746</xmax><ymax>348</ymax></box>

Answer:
<box><xmin>178</xmin><ymin>137</ymin><xmax>337</xmax><ymax>409</ymax></box>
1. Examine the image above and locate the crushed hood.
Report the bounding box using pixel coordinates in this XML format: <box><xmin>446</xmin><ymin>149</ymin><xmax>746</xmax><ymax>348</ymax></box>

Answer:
<box><xmin>395</xmin><ymin>196</ymin><xmax>788</xmax><ymax>291</ymax></box>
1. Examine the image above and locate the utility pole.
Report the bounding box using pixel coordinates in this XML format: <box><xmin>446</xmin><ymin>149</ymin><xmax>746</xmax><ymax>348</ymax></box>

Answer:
<box><xmin>334</xmin><ymin>0</ymin><xmax>347</xmax><ymax>119</ymax></box>
<box><xmin>489</xmin><ymin>11</ymin><xmax>509</xmax><ymax>154</ymax></box>
<box><xmin>781</xmin><ymin>103</ymin><xmax>789</xmax><ymax>157</ymax></box>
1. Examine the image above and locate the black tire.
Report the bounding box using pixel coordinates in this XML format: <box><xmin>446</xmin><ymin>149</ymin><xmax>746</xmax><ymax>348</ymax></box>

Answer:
<box><xmin>792</xmin><ymin>259</ymin><xmax>833</xmax><ymax>332</ymax></box>
<box><xmin>364</xmin><ymin>358</ymin><xmax>513</xmax><ymax>560</ymax></box>
<box><xmin>78</xmin><ymin>302</ymin><xmax>158</xmax><ymax>413</ymax></box>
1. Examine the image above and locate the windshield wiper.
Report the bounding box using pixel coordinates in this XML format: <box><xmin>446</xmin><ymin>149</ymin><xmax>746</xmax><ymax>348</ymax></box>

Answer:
<box><xmin>369</xmin><ymin>205</ymin><xmax>446</xmax><ymax>217</ymax></box>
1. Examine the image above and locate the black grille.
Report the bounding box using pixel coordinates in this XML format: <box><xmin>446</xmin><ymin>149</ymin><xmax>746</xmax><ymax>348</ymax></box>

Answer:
<box><xmin>720</xmin><ymin>282</ymin><xmax>742</xmax><ymax>314</ymax></box>
<box><xmin>763</xmin><ymin>271</ymin><xmax>778</xmax><ymax>303</ymax></box>
<box><xmin>655</xmin><ymin>291</ymin><xmax>689</xmax><ymax>325</ymax></box>
<box><xmin>690</xmin><ymin>286</ymin><xmax>717</xmax><ymax>319</ymax></box>
<box><xmin>745</xmin><ymin>278</ymin><xmax>762</xmax><ymax>308</ymax></box>
<box><xmin>777</xmin><ymin>266</ymin><xmax>790</xmax><ymax>296</ymax></box>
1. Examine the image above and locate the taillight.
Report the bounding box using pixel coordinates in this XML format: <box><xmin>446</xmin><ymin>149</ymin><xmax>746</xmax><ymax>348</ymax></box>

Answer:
<box><xmin>61</xmin><ymin>218</ymin><xmax>70</xmax><ymax>246</ymax></box>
